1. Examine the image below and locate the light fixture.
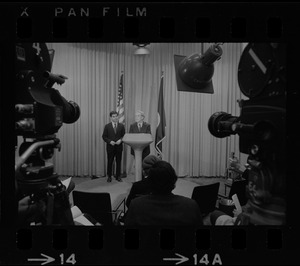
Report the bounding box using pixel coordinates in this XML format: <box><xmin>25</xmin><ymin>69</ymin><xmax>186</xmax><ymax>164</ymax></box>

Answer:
<box><xmin>174</xmin><ymin>43</ymin><xmax>223</xmax><ymax>93</ymax></box>
<box><xmin>133</xmin><ymin>43</ymin><xmax>150</xmax><ymax>55</ymax></box>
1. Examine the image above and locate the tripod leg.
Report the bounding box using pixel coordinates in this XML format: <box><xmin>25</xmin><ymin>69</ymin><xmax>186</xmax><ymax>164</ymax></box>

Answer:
<box><xmin>46</xmin><ymin>194</ymin><xmax>55</xmax><ymax>225</ymax></box>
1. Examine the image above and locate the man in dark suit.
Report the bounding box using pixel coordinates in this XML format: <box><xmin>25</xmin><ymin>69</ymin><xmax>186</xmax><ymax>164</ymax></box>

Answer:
<box><xmin>129</xmin><ymin>110</ymin><xmax>151</xmax><ymax>160</ymax></box>
<box><xmin>125</xmin><ymin>161</ymin><xmax>203</xmax><ymax>226</ymax></box>
<box><xmin>125</xmin><ymin>155</ymin><xmax>161</xmax><ymax>208</ymax></box>
<box><xmin>102</xmin><ymin>111</ymin><xmax>125</xmax><ymax>182</ymax></box>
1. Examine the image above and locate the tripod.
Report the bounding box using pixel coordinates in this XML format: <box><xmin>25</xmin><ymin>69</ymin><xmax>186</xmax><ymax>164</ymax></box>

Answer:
<box><xmin>16</xmin><ymin>138</ymin><xmax>74</xmax><ymax>226</ymax></box>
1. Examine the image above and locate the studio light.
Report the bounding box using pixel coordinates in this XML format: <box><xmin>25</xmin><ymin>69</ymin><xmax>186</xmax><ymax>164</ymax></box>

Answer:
<box><xmin>174</xmin><ymin>43</ymin><xmax>223</xmax><ymax>93</ymax></box>
<box><xmin>174</xmin><ymin>42</ymin><xmax>287</xmax><ymax>224</ymax></box>
<box><xmin>133</xmin><ymin>43</ymin><xmax>150</xmax><ymax>55</ymax></box>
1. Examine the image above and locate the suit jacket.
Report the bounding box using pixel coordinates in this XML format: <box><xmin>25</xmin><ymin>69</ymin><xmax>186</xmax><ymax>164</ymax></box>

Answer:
<box><xmin>125</xmin><ymin>178</ymin><xmax>152</xmax><ymax>208</ymax></box>
<box><xmin>102</xmin><ymin>122</ymin><xmax>125</xmax><ymax>152</ymax></box>
<box><xmin>129</xmin><ymin>122</ymin><xmax>151</xmax><ymax>157</ymax></box>
<box><xmin>125</xmin><ymin>193</ymin><xmax>203</xmax><ymax>227</ymax></box>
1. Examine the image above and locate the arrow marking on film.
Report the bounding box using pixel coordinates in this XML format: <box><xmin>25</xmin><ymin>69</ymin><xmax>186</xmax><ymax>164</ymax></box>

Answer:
<box><xmin>163</xmin><ymin>253</ymin><xmax>189</xmax><ymax>265</ymax></box>
<box><xmin>28</xmin><ymin>253</ymin><xmax>55</xmax><ymax>265</ymax></box>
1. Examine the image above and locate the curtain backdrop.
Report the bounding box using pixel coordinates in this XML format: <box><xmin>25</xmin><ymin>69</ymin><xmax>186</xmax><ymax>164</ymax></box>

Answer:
<box><xmin>46</xmin><ymin>43</ymin><xmax>246</xmax><ymax>177</ymax></box>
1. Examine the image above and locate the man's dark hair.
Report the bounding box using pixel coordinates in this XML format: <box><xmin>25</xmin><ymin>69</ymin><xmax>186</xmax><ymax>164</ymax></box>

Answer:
<box><xmin>110</xmin><ymin>111</ymin><xmax>118</xmax><ymax>117</ymax></box>
<box><xmin>148</xmin><ymin>161</ymin><xmax>178</xmax><ymax>194</ymax></box>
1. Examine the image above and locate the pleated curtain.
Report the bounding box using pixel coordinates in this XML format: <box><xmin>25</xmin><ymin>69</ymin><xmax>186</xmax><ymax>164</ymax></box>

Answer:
<box><xmin>46</xmin><ymin>42</ymin><xmax>246</xmax><ymax>177</ymax></box>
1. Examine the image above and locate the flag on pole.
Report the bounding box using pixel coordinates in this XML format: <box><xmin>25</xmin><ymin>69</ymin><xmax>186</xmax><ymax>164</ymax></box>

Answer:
<box><xmin>155</xmin><ymin>72</ymin><xmax>166</xmax><ymax>159</ymax></box>
<box><xmin>117</xmin><ymin>72</ymin><xmax>127</xmax><ymax>177</ymax></box>
<box><xmin>117</xmin><ymin>72</ymin><xmax>125</xmax><ymax>124</ymax></box>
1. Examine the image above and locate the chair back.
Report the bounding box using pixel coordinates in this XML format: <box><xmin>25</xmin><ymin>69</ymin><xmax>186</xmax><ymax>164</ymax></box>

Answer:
<box><xmin>228</xmin><ymin>179</ymin><xmax>247</xmax><ymax>206</ymax></box>
<box><xmin>72</xmin><ymin>191</ymin><xmax>113</xmax><ymax>225</ymax></box>
<box><xmin>191</xmin><ymin>182</ymin><xmax>220</xmax><ymax>216</ymax></box>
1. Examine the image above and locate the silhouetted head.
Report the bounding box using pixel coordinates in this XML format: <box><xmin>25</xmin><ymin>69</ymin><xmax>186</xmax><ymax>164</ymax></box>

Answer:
<box><xmin>142</xmin><ymin>155</ymin><xmax>161</xmax><ymax>177</ymax></box>
<box><xmin>148</xmin><ymin>161</ymin><xmax>178</xmax><ymax>194</ymax></box>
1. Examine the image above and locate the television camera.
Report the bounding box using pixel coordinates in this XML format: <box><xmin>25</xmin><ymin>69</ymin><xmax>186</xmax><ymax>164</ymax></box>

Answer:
<box><xmin>15</xmin><ymin>43</ymin><xmax>80</xmax><ymax>225</ymax></box>
<box><xmin>175</xmin><ymin>43</ymin><xmax>286</xmax><ymax>225</ymax></box>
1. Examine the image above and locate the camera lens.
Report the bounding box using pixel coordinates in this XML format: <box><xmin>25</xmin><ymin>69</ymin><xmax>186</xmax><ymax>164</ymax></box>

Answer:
<box><xmin>208</xmin><ymin>112</ymin><xmax>238</xmax><ymax>138</ymax></box>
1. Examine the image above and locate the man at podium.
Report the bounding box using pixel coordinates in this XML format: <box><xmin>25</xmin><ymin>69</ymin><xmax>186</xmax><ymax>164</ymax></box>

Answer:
<box><xmin>129</xmin><ymin>110</ymin><xmax>151</xmax><ymax>161</ymax></box>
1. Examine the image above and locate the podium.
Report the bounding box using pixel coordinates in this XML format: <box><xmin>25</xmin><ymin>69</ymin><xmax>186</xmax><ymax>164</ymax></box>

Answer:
<box><xmin>122</xmin><ymin>133</ymin><xmax>153</xmax><ymax>182</ymax></box>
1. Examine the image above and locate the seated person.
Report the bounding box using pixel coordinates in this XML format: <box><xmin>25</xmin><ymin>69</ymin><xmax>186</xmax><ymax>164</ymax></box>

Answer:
<box><xmin>125</xmin><ymin>160</ymin><xmax>203</xmax><ymax>227</ymax></box>
<box><xmin>211</xmin><ymin>164</ymin><xmax>286</xmax><ymax>226</ymax></box>
<box><xmin>125</xmin><ymin>154</ymin><xmax>161</xmax><ymax>208</ymax></box>
<box><xmin>211</xmin><ymin>199</ymin><xmax>255</xmax><ymax>225</ymax></box>
<box><xmin>210</xmin><ymin>208</ymin><xmax>247</xmax><ymax>226</ymax></box>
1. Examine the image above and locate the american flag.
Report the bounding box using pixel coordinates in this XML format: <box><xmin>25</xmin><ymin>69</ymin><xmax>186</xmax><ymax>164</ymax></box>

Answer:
<box><xmin>117</xmin><ymin>72</ymin><xmax>125</xmax><ymax>124</ymax></box>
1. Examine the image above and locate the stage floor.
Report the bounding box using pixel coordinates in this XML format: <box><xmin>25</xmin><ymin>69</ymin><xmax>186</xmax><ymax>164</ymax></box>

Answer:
<box><xmin>67</xmin><ymin>174</ymin><xmax>226</xmax><ymax>196</ymax></box>
<box><xmin>68</xmin><ymin>174</ymin><xmax>224</xmax><ymax>207</ymax></box>
<box><xmin>65</xmin><ymin>174</ymin><xmax>225</xmax><ymax>225</ymax></box>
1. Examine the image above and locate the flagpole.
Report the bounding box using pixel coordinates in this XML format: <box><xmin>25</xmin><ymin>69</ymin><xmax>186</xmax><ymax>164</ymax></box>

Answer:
<box><xmin>155</xmin><ymin>70</ymin><xmax>166</xmax><ymax>160</ymax></box>
<box><xmin>121</xmin><ymin>71</ymin><xmax>127</xmax><ymax>177</ymax></box>
<box><xmin>116</xmin><ymin>71</ymin><xmax>127</xmax><ymax>177</ymax></box>
<box><xmin>159</xmin><ymin>70</ymin><xmax>164</xmax><ymax>159</ymax></box>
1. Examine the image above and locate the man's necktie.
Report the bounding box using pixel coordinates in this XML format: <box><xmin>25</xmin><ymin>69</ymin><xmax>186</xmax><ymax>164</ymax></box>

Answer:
<box><xmin>114</xmin><ymin>123</ymin><xmax>117</xmax><ymax>134</ymax></box>
<box><xmin>138</xmin><ymin>123</ymin><xmax>141</xmax><ymax>132</ymax></box>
